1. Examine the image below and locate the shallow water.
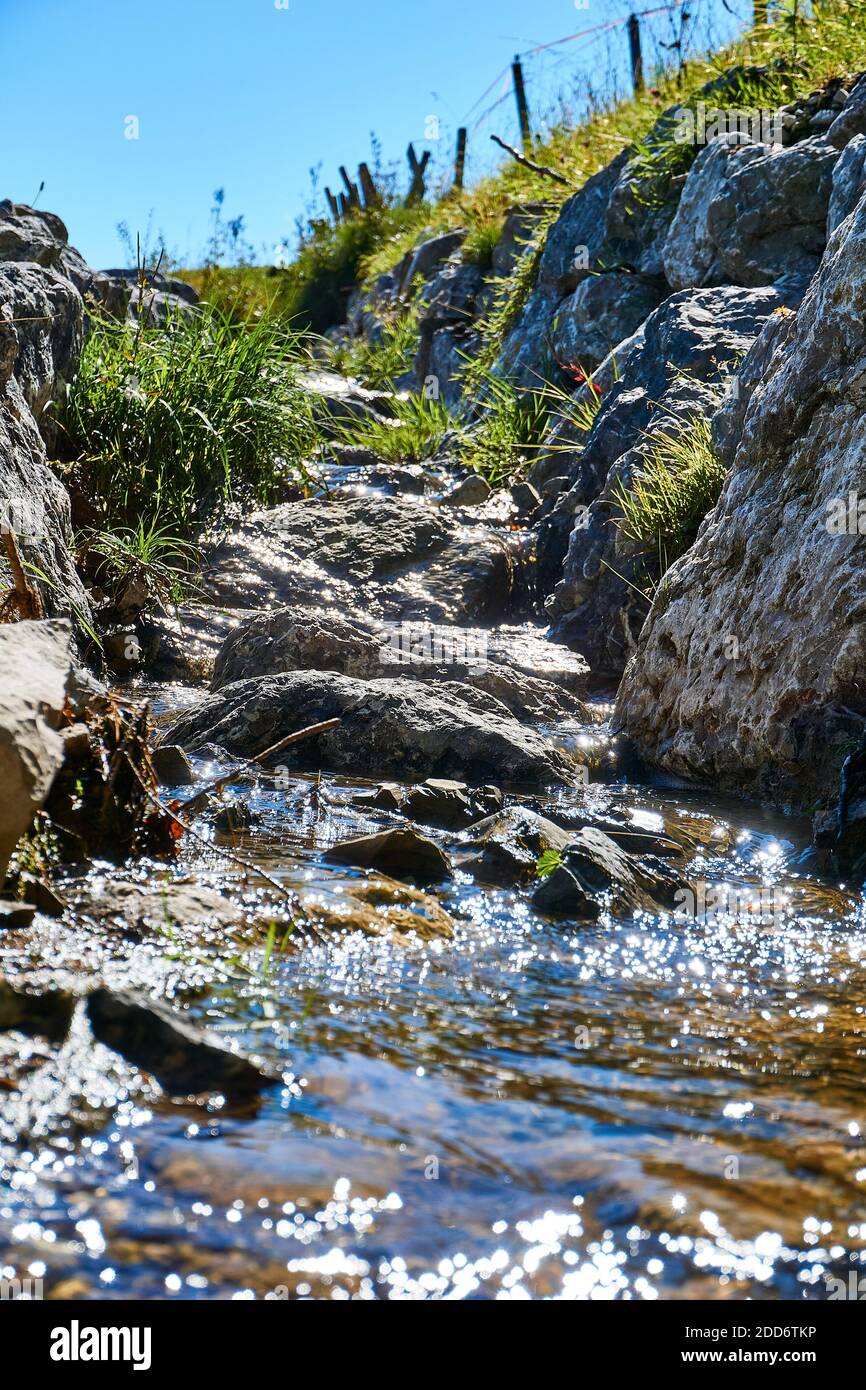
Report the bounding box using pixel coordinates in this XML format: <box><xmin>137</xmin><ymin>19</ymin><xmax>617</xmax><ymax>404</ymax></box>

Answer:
<box><xmin>3</xmin><ymin>727</ymin><xmax>866</xmax><ymax>1301</ymax></box>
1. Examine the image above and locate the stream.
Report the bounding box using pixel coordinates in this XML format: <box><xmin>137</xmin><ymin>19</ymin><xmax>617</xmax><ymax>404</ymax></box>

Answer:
<box><xmin>2</xmin><ymin>453</ymin><xmax>866</xmax><ymax>1302</ymax></box>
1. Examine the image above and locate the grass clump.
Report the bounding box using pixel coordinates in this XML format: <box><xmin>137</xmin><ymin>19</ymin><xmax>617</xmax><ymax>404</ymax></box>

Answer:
<box><xmin>60</xmin><ymin>305</ymin><xmax>319</xmax><ymax>533</ymax></box>
<box><xmin>331</xmin><ymin>389</ymin><xmax>452</xmax><ymax>462</ymax></box>
<box><xmin>462</xmin><ymin>372</ymin><xmax>550</xmax><ymax>487</ymax></box>
<box><xmin>613</xmin><ymin>415</ymin><xmax>726</xmax><ymax>574</ymax></box>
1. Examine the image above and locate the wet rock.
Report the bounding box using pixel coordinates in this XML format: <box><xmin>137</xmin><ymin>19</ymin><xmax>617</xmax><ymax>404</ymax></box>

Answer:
<box><xmin>0</xmin><ymin>979</ymin><xmax>75</xmax><ymax>1042</ymax></box>
<box><xmin>0</xmin><ymin>619</ymin><xmax>71</xmax><ymax>880</ymax></box>
<box><xmin>540</xmin><ymin>827</ymin><xmax>684</xmax><ymax>914</ymax></box>
<box><xmin>163</xmin><ymin>669</ymin><xmax>573</xmax><ymax>789</ymax></box>
<box><xmin>532</xmin><ymin>865</ymin><xmax>601</xmax><ymax>919</ymax></box>
<box><xmin>405</xmin><ymin>778</ymin><xmax>502</xmax><ymax>828</ymax></box>
<box><xmin>0</xmin><ymin>262</ymin><xmax>82</xmax><ymax>445</ymax></box>
<box><xmin>299</xmin><ymin>367</ymin><xmax>400</xmax><ymax>433</ymax></box>
<box><xmin>73</xmin><ymin>879</ymin><xmax>243</xmax><ymax>942</ymax></box>
<box><xmin>616</xmin><ymin>186</ymin><xmax>866</xmax><ymax>806</ymax></box>
<box><xmin>543</xmin><ymin>284</ymin><xmax>799</xmax><ymax>678</ymax></box>
<box><xmin>212</xmin><ymin>799</ymin><xmax>260</xmax><ymax>834</ymax></box>
<box><xmin>460</xmin><ymin>806</ymin><xmax>574</xmax><ymax>885</ymax></box>
<box><xmin>443</xmin><ymin>474</ymin><xmax>491</xmax><ymax>507</ymax></box>
<box><xmin>352</xmin><ymin>782</ymin><xmax>405</xmax><ymax>813</ymax></box>
<box><xmin>324</xmin><ymin>827</ymin><xmax>452</xmax><ymax>882</ymax></box>
<box><xmin>85</xmin><ymin>988</ymin><xmax>274</xmax><ymax>1098</ymax></box>
<box><xmin>203</xmin><ymin>494</ymin><xmax>515</xmax><ymax>626</ymax></box>
<box><xmin>510</xmin><ymin>480</ymin><xmax>542</xmax><ymax>517</ymax></box>
<box><xmin>663</xmin><ymin>136</ymin><xmax>838</xmax><ymax>290</ymax></box>
<box><xmin>211</xmin><ymin>608</ymin><xmax>590</xmax><ymax>724</ymax></box>
<box><xmin>151</xmin><ymin>744</ymin><xmax>195</xmax><ymax>786</ymax></box>
<box><xmin>0</xmin><ymin>898</ymin><xmax>37</xmax><ymax>927</ymax></box>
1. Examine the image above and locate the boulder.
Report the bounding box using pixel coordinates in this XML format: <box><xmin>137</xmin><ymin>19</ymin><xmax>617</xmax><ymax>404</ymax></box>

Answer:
<box><xmin>71</xmin><ymin>878</ymin><xmax>243</xmax><ymax>941</ymax></box>
<box><xmin>162</xmin><ymin>668</ymin><xmax>574</xmax><ymax>789</ymax></box>
<box><xmin>615</xmin><ymin>189</ymin><xmax>866</xmax><ymax>807</ymax></box>
<box><xmin>533</xmin><ymin>826</ymin><xmax>684</xmax><ymax>916</ymax></box>
<box><xmin>828</xmin><ymin>133</ymin><xmax>866</xmax><ymax>233</ymax></box>
<box><xmin>0</xmin><ymin>619</ymin><xmax>71</xmax><ymax>881</ymax></box>
<box><xmin>151</xmin><ymin>744</ymin><xmax>195</xmax><ymax>786</ymax></box>
<box><xmin>0</xmin><ymin>262</ymin><xmax>82</xmax><ymax>441</ymax></box>
<box><xmin>662</xmin><ymin>136</ymin><xmax>838</xmax><ymax>290</ymax></box>
<box><xmin>210</xmin><ymin>608</ymin><xmax>589</xmax><ymax>723</ymax></box>
<box><xmin>827</xmin><ymin>74</ymin><xmax>866</xmax><ymax>149</ymax></box>
<box><xmin>542</xmin><ymin>284</ymin><xmax>801</xmax><ymax>677</ymax></box>
<box><xmin>460</xmin><ymin>806</ymin><xmax>573</xmax><ymax>885</ymax></box>
<box><xmin>203</xmin><ymin>494</ymin><xmax>516</xmax><ymax>626</ymax></box>
<box><xmin>86</xmin><ymin>988</ymin><xmax>273</xmax><ymax>1098</ymax></box>
<box><xmin>551</xmin><ymin>271</ymin><xmax>666</xmax><ymax>372</ymax></box>
<box><xmin>324</xmin><ymin>827</ymin><xmax>452</xmax><ymax>882</ymax></box>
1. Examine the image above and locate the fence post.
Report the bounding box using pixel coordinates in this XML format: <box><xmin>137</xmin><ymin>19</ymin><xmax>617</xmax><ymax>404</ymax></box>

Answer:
<box><xmin>406</xmin><ymin>143</ymin><xmax>431</xmax><ymax>204</ymax></box>
<box><xmin>324</xmin><ymin>187</ymin><xmax>340</xmax><ymax>223</ymax></box>
<box><xmin>512</xmin><ymin>56</ymin><xmax>532</xmax><ymax>150</ymax></box>
<box><xmin>453</xmin><ymin>127</ymin><xmax>467</xmax><ymax>191</ymax></box>
<box><xmin>627</xmin><ymin>15</ymin><xmax>644</xmax><ymax>95</ymax></box>
<box><xmin>357</xmin><ymin>162</ymin><xmax>380</xmax><ymax>208</ymax></box>
<box><xmin>339</xmin><ymin>166</ymin><xmax>360</xmax><ymax>212</ymax></box>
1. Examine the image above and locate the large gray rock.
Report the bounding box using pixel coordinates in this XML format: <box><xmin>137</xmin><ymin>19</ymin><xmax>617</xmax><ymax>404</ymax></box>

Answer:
<box><xmin>827</xmin><ymin>74</ymin><xmax>866</xmax><ymax>149</ymax></box>
<box><xmin>203</xmin><ymin>494</ymin><xmax>517</xmax><ymax>625</ymax></box>
<box><xmin>616</xmin><ymin>189</ymin><xmax>866</xmax><ymax>807</ymax></box>
<box><xmin>0</xmin><ymin>262</ymin><xmax>83</xmax><ymax>444</ymax></box>
<box><xmin>663</xmin><ymin>136</ymin><xmax>839</xmax><ymax>290</ymax></box>
<box><xmin>210</xmin><ymin>608</ymin><xmax>589</xmax><ymax>723</ymax></box>
<box><xmin>828</xmin><ymin>133</ymin><xmax>866</xmax><ymax>234</ymax></box>
<box><xmin>0</xmin><ymin>619</ymin><xmax>71</xmax><ymax>881</ymax></box>
<box><xmin>0</xmin><ymin>201</ymin><xmax>197</xmax><ymax>324</ymax></box>
<box><xmin>541</xmin><ymin>284</ymin><xmax>800</xmax><ymax>677</ymax></box>
<box><xmin>162</xmin><ymin>668</ymin><xmax>574</xmax><ymax>789</ymax></box>
<box><xmin>550</xmin><ymin>271</ymin><xmax>666</xmax><ymax>372</ymax></box>
<box><xmin>0</xmin><ymin>310</ymin><xmax>91</xmax><ymax>625</ymax></box>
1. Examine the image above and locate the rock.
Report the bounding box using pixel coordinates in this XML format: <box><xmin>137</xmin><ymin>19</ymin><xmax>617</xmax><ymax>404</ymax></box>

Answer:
<box><xmin>212</xmin><ymin>799</ymin><xmax>260</xmax><ymax>833</ymax></box>
<box><xmin>532</xmin><ymin>865</ymin><xmax>601</xmax><ymax>919</ymax></box>
<box><xmin>0</xmin><ymin>288</ymin><xmax>92</xmax><ymax>627</ymax></box>
<box><xmin>203</xmin><ymin>494</ymin><xmax>516</xmax><ymax>626</ymax></box>
<box><xmin>404</xmin><ymin>778</ymin><xmax>502</xmax><ymax>828</ymax></box>
<box><xmin>551</xmin><ymin>271</ymin><xmax>666</xmax><ymax>372</ymax></box>
<box><xmin>662</xmin><ymin>136</ymin><xmax>838</xmax><ymax>290</ymax></box>
<box><xmin>0</xmin><ymin>620</ymin><xmax>71</xmax><ymax>881</ymax></box>
<box><xmin>0</xmin><ymin>979</ymin><xmax>75</xmax><ymax>1041</ymax></box>
<box><xmin>210</xmin><ymin>608</ymin><xmax>590</xmax><ymax>724</ymax></box>
<box><xmin>460</xmin><ymin>806</ymin><xmax>574</xmax><ymax>885</ymax></box>
<box><xmin>542</xmin><ymin>284</ymin><xmax>800</xmax><ymax>677</ymax></box>
<box><xmin>827</xmin><ymin>134</ymin><xmax>866</xmax><ymax>233</ymax></box>
<box><xmin>537</xmin><ymin>827</ymin><xmax>683</xmax><ymax>914</ymax></box>
<box><xmin>151</xmin><ymin>744</ymin><xmax>195</xmax><ymax>786</ymax></box>
<box><xmin>412</xmin><ymin>259</ymin><xmax>485</xmax><ymax>398</ymax></box>
<box><xmin>616</xmin><ymin>191</ymin><xmax>866</xmax><ymax>807</ymax></box>
<box><xmin>510</xmin><ymin>481</ymin><xmax>542</xmax><ymax>517</ymax></box>
<box><xmin>73</xmin><ymin>879</ymin><xmax>243</xmax><ymax>941</ymax></box>
<box><xmin>352</xmin><ymin>782</ymin><xmax>406</xmax><ymax>813</ymax></box>
<box><xmin>491</xmin><ymin>204</ymin><xmax>551</xmax><ymax>277</ymax></box>
<box><xmin>85</xmin><ymin>988</ymin><xmax>274</xmax><ymax>1098</ymax></box>
<box><xmin>0</xmin><ymin>262</ymin><xmax>83</xmax><ymax>445</ymax></box>
<box><xmin>0</xmin><ymin>898</ymin><xmax>37</xmax><ymax>927</ymax></box>
<box><xmin>826</xmin><ymin>738</ymin><xmax>866</xmax><ymax>884</ymax></box>
<box><xmin>827</xmin><ymin>75</ymin><xmax>866</xmax><ymax>148</ymax></box>
<box><xmin>443</xmin><ymin>474</ymin><xmax>491</xmax><ymax>507</ymax></box>
<box><xmin>162</xmin><ymin>669</ymin><xmax>574</xmax><ymax>789</ymax></box>
<box><xmin>324</xmin><ymin>827</ymin><xmax>452</xmax><ymax>882</ymax></box>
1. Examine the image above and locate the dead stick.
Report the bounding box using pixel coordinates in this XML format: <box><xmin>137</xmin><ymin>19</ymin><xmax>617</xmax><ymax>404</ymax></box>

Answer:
<box><xmin>178</xmin><ymin>716</ymin><xmax>342</xmax><ymax>817</ymax></box>
<box><xmin>253</xmin><ymin>716</ymin><xmax>341</xmax><ymax>766</ymax></box>
<box><xmin>489</xmin><ymin>133</ymin><xmax>571</xmax><ymax>186</ymax></box>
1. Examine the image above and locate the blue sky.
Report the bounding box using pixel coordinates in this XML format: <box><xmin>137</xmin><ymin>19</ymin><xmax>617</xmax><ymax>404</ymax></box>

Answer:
<box><xmin>2</xmin><ymin>0</ymin><xmax>744</xmax><ymax>269</ymax></box>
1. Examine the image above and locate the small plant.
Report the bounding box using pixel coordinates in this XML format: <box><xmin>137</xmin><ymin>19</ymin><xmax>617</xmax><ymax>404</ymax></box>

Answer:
<box><xmin>60</xmin><ymin>304</ymin><xmax>319</xmax><ymax>532</ymax></box>
<box><xmin>536</xmin><ymin>848</ymin><xmax>563</xmax><ymax>878</ymax></box>
<box><xmin>82</xmin><ymin>519</ymin><xmax>204</xmax><ymax>610</ymax></box>
<box><xmin>330</xmin><ymin>290</ymin><xmax>422</xmax><ymax>388</ymax></box>
<box><xmin>330</xmin><ymin>387</ymin><xmax>452</xmax><ymax>462</ymax></box>
<box><xmin>461</xmin><ymin>370</ymin><xmax>550</xmax><ymax>487</ymax></box>
<box><xmin>613</xmin><ymin>415</ymin><xmax>726</xmax><ymax>574</ymax></box>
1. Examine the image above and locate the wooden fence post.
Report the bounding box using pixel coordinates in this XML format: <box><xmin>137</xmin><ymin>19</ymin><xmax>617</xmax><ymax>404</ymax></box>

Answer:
<box><xmin>339</xmin><ymin>166</ymin><xmax>360</xmax><ymax>212</ymax></box>
<box><xmin>511</xmin><ymin>56</ymin><xmax>532</xmax><ymax>150</ymax></box>
<box><xmin>406</xmin><ymin>143</ymin><xmax>431</xmax><ymax>204</ymax></box>
<box><xmin>453</xmin><ymin>127</ymin><xmax>467</xmax><ymax>191</ymax></box>
<box><xmin>324</xmin><ymin>187</ymin><xmax>340</xmax><ymax>223</ymax></box>
<box><xmin>627</xmin><ymin>15</ymin><xmax>644</xmax><ymax>95</ymax></box>
<box><xmin>358</xmin><ymin>162</ymin><xmax>380</xmax><ymax>208</ymax></box>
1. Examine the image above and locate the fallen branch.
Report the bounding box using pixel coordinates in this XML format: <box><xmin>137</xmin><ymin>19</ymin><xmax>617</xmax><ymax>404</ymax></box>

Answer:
<box><xmin>489</xmin><ymin>133</ymin><xmax>571</xmax><ymax>186</ymax></box>
<box><xmin>179</xmin><ymin>717</ymin><xmax>342</xmax><ymax>816</ymax></box>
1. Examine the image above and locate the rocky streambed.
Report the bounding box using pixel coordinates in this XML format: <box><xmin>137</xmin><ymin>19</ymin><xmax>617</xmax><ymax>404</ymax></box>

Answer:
<box><xmin>2</xmin><ymin>446</ymin><xmax>866</xmax><ymax>1302</ymax></box>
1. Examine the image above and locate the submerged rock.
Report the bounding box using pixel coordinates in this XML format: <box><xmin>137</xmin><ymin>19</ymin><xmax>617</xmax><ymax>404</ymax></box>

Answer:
<box><xmin>151</xmin><ymin>744</ymin><xmax>195</xmax><ymax>786</ymax></box>
<box><xmin>0</xmin><ymin>979</ymin><xmax>75</xmax><ymax>1042</ymax></box>
<box><xmin>324</xmin><ymin>827</ymin><xmax>452</xmax><ymax>882</ymax></box>
<box><xmin>86</xmin><ymin>988</ymin><xmax>274</xmax><ymax>1098</ymax></box>
<box><xmin>165</xmin><ymin>669</ymin><xmax>573</xmax><ymax>788</ymax></box>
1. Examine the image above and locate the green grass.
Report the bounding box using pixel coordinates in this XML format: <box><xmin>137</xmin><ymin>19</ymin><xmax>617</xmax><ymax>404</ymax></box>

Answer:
<box><xmin>81</xmin><ymin>518</ymin><xmax>204</xmax><ymax>609</ymax></box>
<box><xmin>59</xmin><ymin>304</ymin><xmax>320</xmax><ymax>533</ymax></box>
<box><xmin>328</xmin><ymin>288</ymin><xmax>422</xmax><ymax>387</ymax></box>
<box><xmin>613</xmin><ymin>415</ymin><xmax>726</xmax><ymax>574</ymax></box>
<box><xmin>330</xmin><ymin>388</ymin><xmax>452</xmax><ymax>462</ymax></box>
<box><xmin>461</xmin><ymin>370</ymin><xmax>551</xmax><ymax>487</ymax></box>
